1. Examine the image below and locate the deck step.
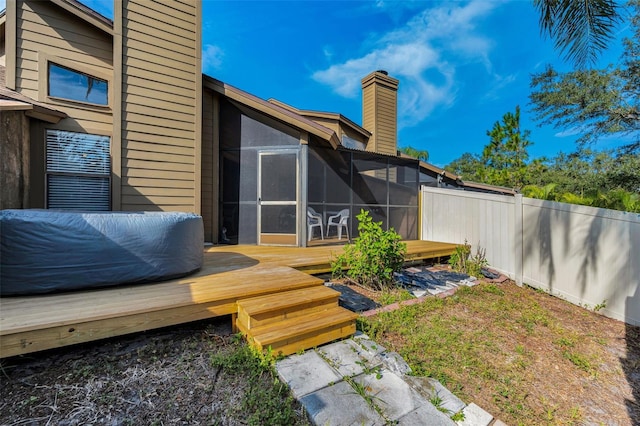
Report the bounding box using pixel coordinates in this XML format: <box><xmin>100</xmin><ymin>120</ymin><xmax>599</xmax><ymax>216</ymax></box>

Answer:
<box><xmin>242</xmin><ymin>305</ymin><xmax>358</xmax><ymax>356</ymax></box>
<box><xmin>237</xmin><ymin>286</ymin><xmax>340</xmax><ymax>330</ymax></box>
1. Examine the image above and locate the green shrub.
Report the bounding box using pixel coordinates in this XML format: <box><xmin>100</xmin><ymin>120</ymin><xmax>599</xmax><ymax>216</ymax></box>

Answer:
<box><xmin>449</xmin><ymin>240</ymin><xmax>488</xmax><ymax>278</ymax></box>
<box><xmin>331</xmin><ymin>209</ymin><xmax>406</xmax><ymax>291</ymax></box>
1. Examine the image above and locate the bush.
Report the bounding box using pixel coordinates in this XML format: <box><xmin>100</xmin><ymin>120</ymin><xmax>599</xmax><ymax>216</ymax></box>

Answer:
<box><xmin>448</xmin><ymin>240</ymin><xmax>487</xmax><ymax>278</ymax></box>
<box><xmin>331</xmin><ymin>210</ymin><xmax>406</xmax><ymax>291</ymax></box>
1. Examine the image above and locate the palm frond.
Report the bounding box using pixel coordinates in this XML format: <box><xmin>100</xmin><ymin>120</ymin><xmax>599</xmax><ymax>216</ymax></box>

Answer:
<box><xmin>534</xmin><ymin>0</ymin><xmax>621</xmax><ymax>67</ymax></box>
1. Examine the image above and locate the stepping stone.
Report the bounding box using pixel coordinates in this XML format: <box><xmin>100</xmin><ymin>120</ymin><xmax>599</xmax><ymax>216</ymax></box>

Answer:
<box><xmin>300</xmin><ymin>381</ymin><xmax>386</xmax><ymax>426</ymax></box>
<box><xmin>378</xmin><ymin>351</ymin><xmax>412</xmax><ymax>376</ymax></box>
<box><xmin>353</xmin><ymin>333</ymin><xmax>387</xmax><ymax>357</ymax></box>
<box><xmin>276</xmin><ymin>351</ymin><xmax>341</xmax><ymax>398</ymax></box>
<box><xmin>352</xmin><ymin>368</ymin><xmax>426</xmax><ymax>421</ymax></box>
<box><xmin>456</xmin><ymin>403</ymin><xmax>493</xmax><ymax>426</ymax></box>
<box><xmin>317</xmin><ymin>339</ymin><xmax>381</xmax><ymax>377</ymax></box>
<box><xmin>397</xmin><ymin>404</ymin><xmax>456</xmax><ymax>425</ymax></box>
<box><xmin>404</xmin><ymin>376</ymin><xmax>466</xmax><ymax>416</ymax></box>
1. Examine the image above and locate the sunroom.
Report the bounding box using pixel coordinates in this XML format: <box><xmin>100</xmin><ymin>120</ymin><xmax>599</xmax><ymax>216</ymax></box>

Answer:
<box><xmin>214</xmin><ymin>95</ymin><xmax>420</xmax><ymax>247</ymax></box>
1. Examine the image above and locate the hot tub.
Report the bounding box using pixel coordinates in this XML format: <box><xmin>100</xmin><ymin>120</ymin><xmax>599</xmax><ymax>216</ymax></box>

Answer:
<box><xmin>0</xmin><ymin>210</ymin><xmax>204</xmax><ymax>295</ymax></box>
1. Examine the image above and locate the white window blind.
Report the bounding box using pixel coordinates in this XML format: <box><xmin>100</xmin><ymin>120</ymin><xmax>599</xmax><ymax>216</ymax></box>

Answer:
<box><xmin>46</xmin><ymin>130</ymin><xmax>111</xmax><ymax>211</ymax></box>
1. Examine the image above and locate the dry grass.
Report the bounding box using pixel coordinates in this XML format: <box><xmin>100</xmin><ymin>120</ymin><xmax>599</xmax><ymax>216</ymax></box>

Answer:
<box><xmin>358</xmin><ymin>280</ymin><xmax>640</xmax><ymax>425</ymax></box>
<box><xmin>0</xmin><ymin>317</ymin><xmax>310</xmax><ymax>426</ymax></box>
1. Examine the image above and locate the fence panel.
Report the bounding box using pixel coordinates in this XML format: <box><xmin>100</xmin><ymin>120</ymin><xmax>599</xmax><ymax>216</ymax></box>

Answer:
<box><xmin>522</xmin><ymin>198</ymin><xmax>640</xmax><ymax>325</ymax></box>
<box><xmin>420</xmin><ymin>186</ymin><xmax>640</xmax><ymax>325</ymax></box>
<box><xmin>420</xmin><ymin>187</ymin><xmax>516</xmax><ymax>277</ymax></box>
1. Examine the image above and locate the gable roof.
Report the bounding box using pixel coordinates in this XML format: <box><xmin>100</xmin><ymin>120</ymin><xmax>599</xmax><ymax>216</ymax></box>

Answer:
<box><xmin>267</xmin><ymin>99</ymin><xmax>371</xmax><ymax>140</ymax></box>
<box><xmin>203</xmin><ymin>74</ymin><xmax>341</xmax><ymax>149</ymax></box>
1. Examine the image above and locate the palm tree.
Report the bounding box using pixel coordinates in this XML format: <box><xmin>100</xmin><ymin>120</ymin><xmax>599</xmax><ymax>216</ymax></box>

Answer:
<box><xmin>399</xmin><ymin>146</ymin><xmax>429</xmax><ymax>162</ymax></box>
<box><xmin>534</xmin><ymin>0</ymin><xmax>622</xmax><ymax>67</ymax></box>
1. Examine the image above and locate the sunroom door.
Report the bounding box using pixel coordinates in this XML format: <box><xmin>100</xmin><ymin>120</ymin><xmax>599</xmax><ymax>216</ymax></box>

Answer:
<box><xmin>258</xmin><ymin>150</ymin><xmax>299</xmax><ymax>245</ymax></box>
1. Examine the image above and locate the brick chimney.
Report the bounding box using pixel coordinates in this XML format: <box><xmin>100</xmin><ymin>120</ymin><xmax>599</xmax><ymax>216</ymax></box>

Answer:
<box><xmin>361</xmin><ymin>70</ymin><xmax>399</xmax><ymax>156</ymax></box>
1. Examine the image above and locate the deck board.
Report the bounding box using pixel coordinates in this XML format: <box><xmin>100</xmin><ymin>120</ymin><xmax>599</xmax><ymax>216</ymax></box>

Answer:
<box><xmin>0</xmin><ymin>240</ymin><xmax>456</xmax><ymax>358</ymax></box>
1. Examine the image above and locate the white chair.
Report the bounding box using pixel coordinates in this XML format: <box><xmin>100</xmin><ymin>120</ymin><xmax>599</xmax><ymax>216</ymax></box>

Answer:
<box><xmin>307</xmin><ymin>208</ymin><xmax>324</xmax><ymax>241</ymax></box>
<box><xmin>326</xmin><ymin>209</ymin><xmax>349</xmax><ymax>240</ymax></box>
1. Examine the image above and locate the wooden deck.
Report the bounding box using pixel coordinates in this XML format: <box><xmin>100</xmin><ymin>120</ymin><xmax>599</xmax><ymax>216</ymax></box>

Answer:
<box><xmin>0</xmin><ymin>240</ymin><xmax>456</xmax><ymax>358</ymax></box>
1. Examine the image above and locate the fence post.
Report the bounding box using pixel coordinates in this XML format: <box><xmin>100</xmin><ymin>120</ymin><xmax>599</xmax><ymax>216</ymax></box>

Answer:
<box><xmin>514</xmin><ymin>194</ymin><xmax>524</xmax><ymax>286</ymax></box>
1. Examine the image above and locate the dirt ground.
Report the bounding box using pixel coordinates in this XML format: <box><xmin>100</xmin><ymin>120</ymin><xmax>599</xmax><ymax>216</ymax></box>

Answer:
<box><xmin>1</xmin><ymin>277</ymin><xmax>638</xmax><ymax>426</ymax></box>
<box><xmin>0</xmin><ymin>317</ymin><xmax>310</xmax><ymax>426</ymax></box>
<box><xmin>353</xmin><ymin>277</ymin><xmax>640</xmax><ymax>426</ymax></box>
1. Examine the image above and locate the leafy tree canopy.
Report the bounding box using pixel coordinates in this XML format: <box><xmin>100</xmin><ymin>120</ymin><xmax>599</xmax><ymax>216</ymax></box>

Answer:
<box><xmin>530</xmin><ymin>0</ymin><xmax>640</xmax><ymax>149</ymax></box>
<box><xmin>399</xmin><ymin>146</ymin><xmax>429</xmax><ymax>162</ymax></box>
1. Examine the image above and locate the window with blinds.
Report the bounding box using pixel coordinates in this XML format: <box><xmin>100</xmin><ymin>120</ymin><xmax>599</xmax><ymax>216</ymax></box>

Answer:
<box><xmin>46</xmin><ymin>130</ymin><xmax>111</xmax><ymax>211</ymax></box>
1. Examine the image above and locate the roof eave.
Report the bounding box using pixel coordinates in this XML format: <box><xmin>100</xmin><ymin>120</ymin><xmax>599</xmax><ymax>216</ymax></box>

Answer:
<box><xmin>203</xmin><ymin>75</ymin><xmax>340</xmax><ymax>149</ymax></box>
<box><xmin>50</xmin><ymin>0</ymin><xmax>113</xmax><ymax>35</ymax></box>
<box><xmin>0</xmin><ymin>98</ymin><xmax>67</xmax><ymax>123</ymax></box>
<box><xmin>269</xmin><ymin>98</ymin><xmax>371</xmax><ymax>138</ymax></box>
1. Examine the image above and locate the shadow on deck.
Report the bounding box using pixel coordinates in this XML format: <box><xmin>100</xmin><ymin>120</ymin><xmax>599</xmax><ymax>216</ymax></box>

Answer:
<box><xmin>0</xmin><ymin>240</ymin><xmax>456</xmax><ymax>358</ymax></box>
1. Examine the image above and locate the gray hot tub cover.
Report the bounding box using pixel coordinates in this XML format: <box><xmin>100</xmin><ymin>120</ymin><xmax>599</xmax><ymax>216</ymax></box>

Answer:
<box><xmin>1</xmin><ymin>210</ymin><xmax>204</xmax><ymax>296</ymax></box>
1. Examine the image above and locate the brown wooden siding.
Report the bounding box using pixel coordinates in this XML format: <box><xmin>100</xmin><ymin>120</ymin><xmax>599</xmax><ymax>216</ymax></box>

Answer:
<box><xmin>361</xmin><ymin>72</ymin><xmax>398</xmax><ymax>156</ymax></box>
<box><xmin>201</xmin><ymin>89</ymin><xmax>215</xmax><ymax>241</ymax></box>
<box><xmin>14</xmin><ymin>0</ymin><xmax>114</xmax><ymax>208</ymax></box>
<box><xmin>16</xmin><ymin>4</ymin><xmax>112</xmax><ymax>103</ymax></box>
<box><xmin>119</xmin><ymin>0</ymin><xmax>201</xmax><ymax>213</ymax></box>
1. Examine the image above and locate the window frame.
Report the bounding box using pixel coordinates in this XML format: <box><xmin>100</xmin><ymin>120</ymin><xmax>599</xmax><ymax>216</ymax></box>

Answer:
<box><xmin>45</xmin><ymin>129</ymin><xmax>112</xmax><ymax>211</ymax></box>
<box><xmin>38</xmin><ymin>53</ymin><xmax>112</xmax><ymax>109</ymax></box>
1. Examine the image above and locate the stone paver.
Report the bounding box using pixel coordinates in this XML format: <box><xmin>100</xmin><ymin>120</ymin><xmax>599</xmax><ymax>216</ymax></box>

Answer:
<box><xmin>275</xmin><ymin>335</ymin><xmax>498</xmax><ymax>426</ymax></box>
<box><xmin>276</xmin><ymin>351</ymin><xmax>341</xmax><ymax>398</ymax></box>
<box><xmin>317</xmin><ymin>339</ymin><xmax>381</xmax><ymax>377</ymax></box>
<box><xmin>353</xmin><ymin>332</ymin><xmax>386</xmax><ymax>356</ymax></box>
<box><xmin>397</xmin><ymin>404</ymin><xmax>459</xmax><ymax>426</ymax></box>
<box><xmin>456</xmin><ymin>403</ymin><xmax>494</xmax><ymax>426</ymax></box>
<box><xmin>378</xmin><ymin>351</ymin><xmax>412</xmax><ymax>376</ymax></box>
<box><xmin>405</xmin><ymin>376</ymin><xmax>466</xmax><ymax>415</ymax></box>
<box><xmin>300</xmin><ymin>381</ymin><xmax>386</xmax><ymax>426</ymax></box>
<box><xmin>353</xmin><ymin>368</ymin><xmax>426</xmax><ymax>420</ymax></box>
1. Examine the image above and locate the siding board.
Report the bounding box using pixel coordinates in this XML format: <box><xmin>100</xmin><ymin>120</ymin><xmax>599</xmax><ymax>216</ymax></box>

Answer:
<box><xmin>123</xmin><ymin>91</ymin><xmax>195</xmax><ymax>110</ymax></box>
<box><xmin>123</xmin><ymin>149</ymin><xmax>195</xmax><ymax>165</ymax></box>
<box><xmin>124</xmin><ymin>159</ymin><xmax>194</xmax><ymax>173</ymax></box>
<box><xmin>124</xmin><ymin>121</ymin><xmax>194</xmax><ymax>139</ymax></box>
<box><xmin>123</xmin><ymin>168</ymin><xmax>194</xmax><ymax>181</ymax></box>
<box><xmin>125</xmin><ymin>19</ymin><xmax>194</xmax><ymax>48</ymax></box>
<box><xmin>120</xmin><ymin>0</ymin><xmax>200</xmax><ymax>213</ymax></box>
<box><xmin>123</xmin><ymin>177</ymin><xmax>195</xmax><ymax>189</ymax></box>
<box><xmin>126</xmin><ymin>2</ymin><xmax>196</xmax><ymax>32</ymax></box>
<box><xmin>122</xmin><ymin>56</ymin><xmax>195</xmax><ymax>82</ymax></box>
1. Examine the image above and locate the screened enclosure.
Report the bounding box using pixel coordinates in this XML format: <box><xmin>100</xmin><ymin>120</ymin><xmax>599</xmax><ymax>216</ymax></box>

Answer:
<box><xmin>218</xmin><ymin>100</ymin><xmax>420</xmax><ymax>246</ymax></box>
<box><xmin>307</xmin><ymin>144</ymin><xmax>419</xmax><ymax>243</ymax></box>
<box><xmin>219</xmin><ymin>99</ymin><xmax>301</xmax><ymax>245</ymax></box>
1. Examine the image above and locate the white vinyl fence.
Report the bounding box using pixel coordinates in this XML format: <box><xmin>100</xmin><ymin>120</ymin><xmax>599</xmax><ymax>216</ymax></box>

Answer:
<box><xmin>421</xmin><ymin>186</ymin><xmax>640</xmax><ymax>326</ymax></box>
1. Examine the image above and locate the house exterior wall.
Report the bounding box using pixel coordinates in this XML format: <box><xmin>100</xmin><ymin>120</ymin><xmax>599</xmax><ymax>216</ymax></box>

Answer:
<box><xmin>115</xmin><ymin>0</ymin><xmax>202</xmax><ymax>213</ymax></box>
<box><xmin>1</xmin><ymin>19</ymin><xmax>6</xmax><ymax>67</ymax></box>
<box><xmin>201</xmin><ymin>88</ymin><xmax>219</xmax><ymax>242</ymax></box>
<box><xmin>0</xmin><ymin>110</ymin><xmax>29</xmax><ymax>209</ymax></box>
<box><xmin>8</xmin><ymin>0</ymin><xmax>114</xmax><ymax>208</ymax></box>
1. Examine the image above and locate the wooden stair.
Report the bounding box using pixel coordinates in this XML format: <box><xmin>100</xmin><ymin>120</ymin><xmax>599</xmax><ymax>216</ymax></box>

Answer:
<box><xmin>236</xmin><ymin>285</ymin><xmax>358</xmax><ymax>356</ymax></box>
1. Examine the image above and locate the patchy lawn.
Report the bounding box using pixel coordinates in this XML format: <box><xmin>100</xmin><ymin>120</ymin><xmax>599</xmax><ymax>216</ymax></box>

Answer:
<box><xmin>358</xmin><ymin>280</ymin><xmax>640</xmax><ymax>426</ymax></box>
<box><xmin>0</xmin><ymin>318</ymin><xmax>310</xmax><ymax>426</ymax></box>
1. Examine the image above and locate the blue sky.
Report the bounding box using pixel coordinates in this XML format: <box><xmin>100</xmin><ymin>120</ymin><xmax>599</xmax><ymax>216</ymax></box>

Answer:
<box><xmin>2</xmin><ymin>0</ymin><xmax>631</xmax><ymax>166</ymax></box>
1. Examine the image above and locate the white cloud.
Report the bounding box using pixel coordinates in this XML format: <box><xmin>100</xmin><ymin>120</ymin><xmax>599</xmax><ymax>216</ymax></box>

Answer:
<box><xmin>202</xmin><ymin>44</ymin><xmax>224</xmax><ymax>72</ymax></box>
<box><xmin>482</xmin><ymin>73</ymin><xmax>518</xmax><ymax>102</ymax></box>
<box><xmin>312</xmin><ymin>0</ymin><xmax>505</xmax><ymax>128</ymax></box>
